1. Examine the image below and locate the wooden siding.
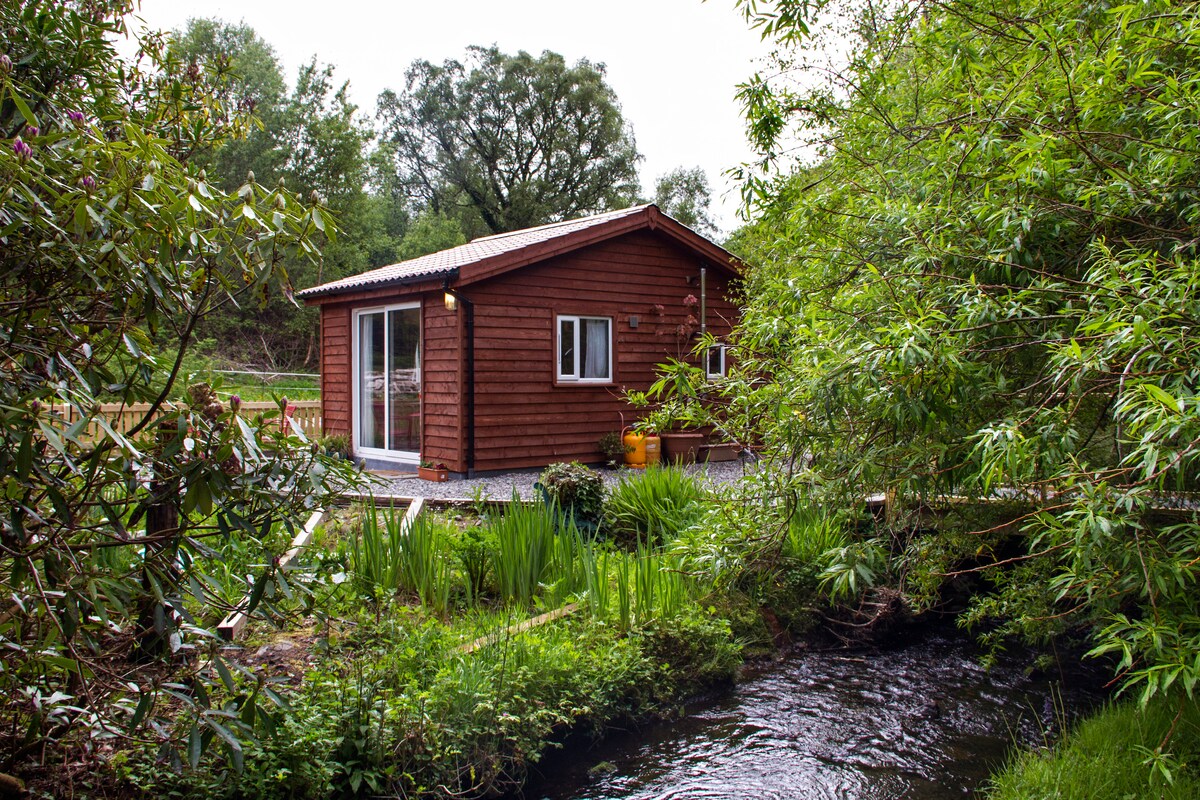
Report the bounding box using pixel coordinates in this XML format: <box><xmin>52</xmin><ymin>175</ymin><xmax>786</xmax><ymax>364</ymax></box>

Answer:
<box><xmin>320</xmin><ymin>305</ymin><xmax>352</xmax><ymax>440</ymax></box>
<box><xmin>421</xmin><ymin>299</ymin><xmax>464</xmax><ymax>471</ymax></box>
<box><xmin>466</xmin><ymin>230</ymin><xmax>738</xmax><ymax>472</ymax></box>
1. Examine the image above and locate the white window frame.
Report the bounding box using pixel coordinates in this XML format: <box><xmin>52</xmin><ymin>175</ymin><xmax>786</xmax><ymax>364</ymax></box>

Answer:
<box><xmin>557</xmin><ymin>315</ymin><xmax>613</xmax><ymax>383</ymax></box>
<box><xmin>705</xmin><ymin>344</ymin><xmax>727</xmax><ymax>379</ymax></box>
<box><xmin>352</xmin><ymin>301</ymin><xmax>421</xmax><ymax>464</ymax></box>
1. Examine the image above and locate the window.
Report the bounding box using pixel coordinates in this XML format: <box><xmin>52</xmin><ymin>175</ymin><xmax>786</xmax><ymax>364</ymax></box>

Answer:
<box><xmin>705</xmin><ymin>344</ymin><xmax>727</xmax><ymax>378</ymax></box>
<box><xmin>557</xmin><ymin>315</ymin><xmax>612</xmax><ymax>382</ymax></box>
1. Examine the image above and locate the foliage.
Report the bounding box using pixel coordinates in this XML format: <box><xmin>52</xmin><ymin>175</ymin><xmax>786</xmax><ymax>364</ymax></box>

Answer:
<box><xmin>376</xmin><ymin>45</ymin><xmax>641</xmax><ymax>236</ymax></box>
<box><xmin>653</xmin><ymin>166</ymin><xmax>718</xmax><ymax>237</ymax></box>
<box><xmin>635</xmin><ymin>0</ymin><xmax>1200</xmax><ymax>702</ymax></box>
<box><xmin>604</xmin><ymin>466</ymin><xmax>707</xmax><ymax>545</ymax></box>
<box><xmin>172</xmin><ymin>18</ymin><xmax>387</xmax><ymax>370</ymax></box>
<box><xmin>136</xmin><ymin>606</ymin><xmax>740</xmax><ymax>799</ymax></box>
<box><xmin>535</xmin><ymin>461</ymin><xmax>606</xmax><ymax>534</ymax></box>
<box><xmin>395</xmin><ymin>209</ymin><xmax>466</xmax><ymax>260</ymax></box>
<box><xmin>598</xmin><ymin>431</ymin><xmax>629</xmax><ymax>466</ymax></box>
<box><xmin>0</xmin><ymin>0</ymin><xmax>358</xmax><ymax>781</ymax></box>
<box><xmin>988</xmin><ymin>694</ymin><xmax>1200</xmax><ymax>799</ymax></box>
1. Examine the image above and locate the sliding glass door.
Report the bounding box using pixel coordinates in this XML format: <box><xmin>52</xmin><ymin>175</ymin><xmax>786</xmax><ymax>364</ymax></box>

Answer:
<box><xmin>356</xmin><ymin>304</ymin><xmax>420</xmax><ymax>458</ymax></box>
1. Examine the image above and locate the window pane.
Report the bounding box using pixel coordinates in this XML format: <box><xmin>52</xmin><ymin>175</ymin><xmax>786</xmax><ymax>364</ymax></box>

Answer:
<box><xmin>560</xmin><ymin>318</ymin><xmax>576</xmax><ymax>377</ymax></box>
<box><xmin>581</xmin><ymin>318</ymin><xmax>610</xmax><ymax>380</ymax></box>
<box><xmin>388</xmin><ymin>308</ymin><xmax>420</xmax><ymax>452</ymax></box>
<box><xmin>707</xmin><ymin>345</ymin><xmax>724</xmax><ymax>376</ymax></box>
<box><xmin>359</xmin><ymin>312</ymin><xmax>385</xmax><ymax>449</ymax></box>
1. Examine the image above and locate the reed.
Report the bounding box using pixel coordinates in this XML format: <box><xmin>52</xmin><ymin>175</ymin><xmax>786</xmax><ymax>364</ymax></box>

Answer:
<box><xmin>397</xmin><ymin>514</ymin><xmax>455</xmax><ymax>614</ymax></box>
<box><xmin>489</xmin><ymin>498</ymin><xmax>556</xmax><ymax>607</ymax></box>
<box><xmin>604</xmin><ymin>466</ymin><xmax>707</xmax><ymax>544</ymax></box>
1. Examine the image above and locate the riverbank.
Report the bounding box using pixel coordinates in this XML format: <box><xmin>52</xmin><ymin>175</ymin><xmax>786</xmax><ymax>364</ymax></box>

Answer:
<box><xmin>987</xmin><ymin>693</ymin><xmax>1200</xmax><ymax>799</ymax></box>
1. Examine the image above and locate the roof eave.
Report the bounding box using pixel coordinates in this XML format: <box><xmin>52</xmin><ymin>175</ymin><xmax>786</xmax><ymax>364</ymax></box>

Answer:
<box><xmin>300</xmin><ymin>268</ymin><xmax>459</xmax><ymax>305</ymax></box>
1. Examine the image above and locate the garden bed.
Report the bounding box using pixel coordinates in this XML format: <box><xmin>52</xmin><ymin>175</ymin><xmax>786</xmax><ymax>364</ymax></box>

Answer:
<box><xmin>117</xmin><ymin>465</ymin><xmax>783</xmax><ymax>798</ymax></box>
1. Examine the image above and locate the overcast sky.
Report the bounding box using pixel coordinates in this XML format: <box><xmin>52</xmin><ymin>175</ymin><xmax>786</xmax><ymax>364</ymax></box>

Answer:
<box><xmin>128</xmin><ymin>0</ymin><xmax>774</xmax><ymax>235</ymax></box>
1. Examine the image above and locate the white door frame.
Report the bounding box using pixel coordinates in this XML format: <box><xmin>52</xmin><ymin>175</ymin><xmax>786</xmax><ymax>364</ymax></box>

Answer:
<box><xmin>351</xmin><ymin>301</ymin><xmax>421</xmax><ymax>464</ymax></box>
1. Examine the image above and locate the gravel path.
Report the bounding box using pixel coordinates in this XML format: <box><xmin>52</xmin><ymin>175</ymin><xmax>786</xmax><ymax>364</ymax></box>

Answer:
<box><xmin>367</xmin><ymin>459</ymin><xmax>758</xmax><ymax>502</ymax></box>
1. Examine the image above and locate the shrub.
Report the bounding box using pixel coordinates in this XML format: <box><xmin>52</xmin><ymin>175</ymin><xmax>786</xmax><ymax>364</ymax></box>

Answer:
<box><xmin>604</xmin><ymin>466</ymin><xmax>707</xmax><ymax>545</ymax></box>
<box><xmin>535</xmin><ymin>462</ymin><xmax>605</xmax><ymax>533</ymax></box>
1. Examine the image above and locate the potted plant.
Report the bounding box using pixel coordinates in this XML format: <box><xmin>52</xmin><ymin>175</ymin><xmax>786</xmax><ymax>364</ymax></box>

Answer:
<box><xmin>598</xmin><ymin>431</ymin><xmax>630</xmax><ymax>469</ymax></box>
<box><xmin>417</xmin><ymin>460</ymin><xmax>449</xmax><ymax>482</ymax></box>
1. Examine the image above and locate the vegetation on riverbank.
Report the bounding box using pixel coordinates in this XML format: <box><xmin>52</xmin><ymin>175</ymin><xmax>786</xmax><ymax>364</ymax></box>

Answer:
<box><xmin>102</xmin><ymin>466</ymin><xmax>805</xmax><ymax>798</ymax></box>
<box><xmin>988</xmin><ymin>694</ymin><xmax>1200</xmax><ymax>800</ymax></box>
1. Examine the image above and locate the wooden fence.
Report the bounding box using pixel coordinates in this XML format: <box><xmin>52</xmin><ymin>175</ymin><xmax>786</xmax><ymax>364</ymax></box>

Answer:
<box><xmin>51</xmin><ymin>400</ymin><xmax>323</xmax><ymax>442</ymax></box>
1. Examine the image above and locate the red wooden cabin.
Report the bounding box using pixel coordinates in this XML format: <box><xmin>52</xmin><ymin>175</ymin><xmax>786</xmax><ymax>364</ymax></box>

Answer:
<box><xmin>299</xmin><ymin>204</ymin><xmax>742</xmax><ymax>474</ymax></box>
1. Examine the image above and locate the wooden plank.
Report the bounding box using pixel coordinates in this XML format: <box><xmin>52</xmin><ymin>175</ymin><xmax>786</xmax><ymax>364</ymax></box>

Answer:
<box><xmin>218</xmin><ymin>509</ymin><xmax>326</xmax><ymax>640</ymax></box>
<box><xmin>458</xmin><ymin>603</ymin><xmax>581</xmax><ymax>654</ymax></box>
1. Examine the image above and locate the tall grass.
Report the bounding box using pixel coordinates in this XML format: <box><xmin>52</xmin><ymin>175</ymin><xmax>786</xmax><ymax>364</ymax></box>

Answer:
<box><xmin>781</xmin><ymin>506</ymin><xmax>848</xmax><ymax>563</ymax></box>
<box><xmin>580</xmin><ymin>539</ymin><xmax>692</xmax><ymax>630</ymax></box>
<box><xmin>489</xmin><ymin>498</ymin><xmax>556</xmax><ymax>607</ymax></box>
<box><xmin>349</xmin><ymin>501</ymin><xmax>404</xmax><ymax>599</ymax></box>
<box><xmin>399</xmin><ymin>515</ymin><xmax>455</xmax><ymax>614</ymax></box>
<box><xmin>987</xmin><ymin>694</ymin><xmax>1200</xmax><ymax>799</ymax></box>
<box><xmin>349</xmin><ymin>501</ymin><xmax>455</xmax><ymax>613</ymax></box>
<box><xmin>604</xmin><ymin>466</ymin><xmax>707</xmax><ymax>544</ymax></box>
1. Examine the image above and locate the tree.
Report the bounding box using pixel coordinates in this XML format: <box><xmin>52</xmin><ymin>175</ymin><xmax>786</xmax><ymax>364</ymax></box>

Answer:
<box><xmin>397</xmin><ymin>209</ymin><xmax>467</xmax><ymax>260</ymax></box>
<box><xmin>0</xmin><ymin>0</ymin><xmax>355</xmax><ymax>779</ymax></box>
<box><xmin>654</xmin><ymin>166</ymin><xmax>717</xmax><ymax>237</ymax></box>
<box><xmin>660</xmin><ymin>0</ymin><xmax>1200</xmax><ymax>703</ymax></box>
<box><xmin>377</xmin><ymin>45</ymin><xmax>641</xmax><ymax>236</ymax></box>
<box><xmin>168</xmin><ymin>18</ymin><xmax>288</xmax><ymax>190</ymax></box>
<box><xmin>172</xmin><ymin>18</ymin><xmax>382</xmax><ymax>368</ymax></box>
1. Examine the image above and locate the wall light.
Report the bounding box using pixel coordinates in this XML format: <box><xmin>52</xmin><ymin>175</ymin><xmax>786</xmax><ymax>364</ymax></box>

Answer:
<box><xmin>444</xmin><ymin>291</ymin><xmax>458</xmax><ymax>312</ymax></box>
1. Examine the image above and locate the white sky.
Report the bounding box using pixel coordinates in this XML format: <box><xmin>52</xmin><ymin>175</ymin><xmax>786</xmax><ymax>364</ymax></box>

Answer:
<box><xmin>128</xmin><ymin>0</ymin><xmax>775</xmax><ymax>235</ymax></box>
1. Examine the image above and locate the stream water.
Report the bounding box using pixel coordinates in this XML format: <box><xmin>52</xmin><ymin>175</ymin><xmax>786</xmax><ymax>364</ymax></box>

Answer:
<box><xmin>524</xmin><ymin>632</ymin><xmax>1109</xmax><ymax>799</ymax></box>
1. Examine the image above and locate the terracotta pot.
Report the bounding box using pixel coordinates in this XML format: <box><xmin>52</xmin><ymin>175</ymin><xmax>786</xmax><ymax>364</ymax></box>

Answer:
<box><xmin>417</xmin><ymin>466</ymin><xmax>449</xmax><ymax>482</ymax></box>
<box><xmin>659</xmin><ymin>432</ymin><xmax>704</xmax><ymax>465</ymax></box>
<box><xmin>701</xmin><ymin>442</ymin><xmax>739</xmax><ymax>463</ymax></box>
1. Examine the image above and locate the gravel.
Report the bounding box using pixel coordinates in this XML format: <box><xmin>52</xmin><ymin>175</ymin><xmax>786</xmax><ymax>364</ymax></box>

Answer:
<box><xmin>367</xmin><ymin>458</ymin><xmax>759</xmax><ymax>502</ymax></box>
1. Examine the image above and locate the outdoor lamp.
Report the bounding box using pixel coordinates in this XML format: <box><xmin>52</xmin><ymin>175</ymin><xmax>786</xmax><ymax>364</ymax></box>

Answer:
<box><xmin>444</xmin><ymin>291</ymin><xmax>458</xmax><ymax>311</ymax></box>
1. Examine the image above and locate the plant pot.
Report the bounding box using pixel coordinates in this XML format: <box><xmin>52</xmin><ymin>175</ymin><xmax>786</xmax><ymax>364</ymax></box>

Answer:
<box><xmin>417</xmin><ymin>466</ymin><xmax>449</xmax><ymax>482</ymax></box>
<box><xmin>701</xmin><ymin>442</ymin><xmax>739</xmax><ymax>463</ymax></box>
<box><xmin>660</xmin><ymin>432</ymin><xmax>704</xmax><ymax>465</ymax></box>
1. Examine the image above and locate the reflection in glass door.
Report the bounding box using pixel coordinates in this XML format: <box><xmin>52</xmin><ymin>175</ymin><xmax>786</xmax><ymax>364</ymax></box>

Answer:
<box><xmin>358</xmin><ymin>306</ymin><xmax>421</xmax><ymax>456</ymax></box>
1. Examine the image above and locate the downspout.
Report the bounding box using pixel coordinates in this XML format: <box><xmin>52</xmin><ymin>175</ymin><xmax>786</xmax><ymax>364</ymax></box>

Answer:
<box><xmin>700</xmin><ymin>266</ymin><xmax>707</xmax><ymax>336</ymax></box>
<box><xmin>443</xmin><ymin>281</ymin><xmax>476</xmax><ymax>475</ymax></box>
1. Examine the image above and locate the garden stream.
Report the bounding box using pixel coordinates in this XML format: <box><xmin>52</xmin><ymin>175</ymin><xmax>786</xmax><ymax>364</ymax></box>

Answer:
<box><xmin>523</xmin><ymin>630</ymin><xmax>1109</xmax><ymax>799</ymax></box>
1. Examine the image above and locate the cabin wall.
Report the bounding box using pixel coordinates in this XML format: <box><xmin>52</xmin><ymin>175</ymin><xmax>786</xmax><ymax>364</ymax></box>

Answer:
<box><xmin>465</xmin><ymin>230</ymin><xmax>738</xmax><ymax>472</ymax></box>
<box><xmin>319</xmin><ymin>304</ymin><xmax>352</xmax><ymax>441</ymax></box>
<box><xmin>421</xmin><ymin>298</ymin><xmax>465</xmax><ymax>471</ymax></box>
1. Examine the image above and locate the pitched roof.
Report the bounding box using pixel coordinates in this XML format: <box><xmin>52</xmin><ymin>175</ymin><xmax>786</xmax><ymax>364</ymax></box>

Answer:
<box><xmin>299</xmin><ymin>204</ymin><xmax>741</xmax><ymax>301</ymax></box>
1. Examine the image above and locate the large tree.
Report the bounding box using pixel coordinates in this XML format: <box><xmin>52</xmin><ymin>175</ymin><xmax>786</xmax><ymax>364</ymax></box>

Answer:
<box><xmin>172</xmin><ymin>19</ymin><xmax>388</xmax><ymax>369</ymax></box>
<box><xmin>654</xmin><ymin>166</ymin><xmax>718</xmax><ymax>237</ymax></box>
<box><xmin>661</xmin><ymin>0</ymin><xmax>1200</xmax><ymax>702</ymax></box>
<box><xmin>377</xmin><ymin>45</ymin><xmax>641</xmax><ymax>236</ymax></box>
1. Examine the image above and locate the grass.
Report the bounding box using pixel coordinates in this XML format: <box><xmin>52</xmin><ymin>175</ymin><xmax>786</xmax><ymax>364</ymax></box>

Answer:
<box><xmin>341</xmin><ymin>493</ymin><xmax>708</xmax><ymax>640</ymax></box>
<box><xmin>605</xmin><ymin>465</ymin><xmax>707</xmax><ymax>544</ymax></box>
<box><xmin>987</xmin><ymin>693</ymin><xmax>1200</xmax><ymax>799</ymax></box>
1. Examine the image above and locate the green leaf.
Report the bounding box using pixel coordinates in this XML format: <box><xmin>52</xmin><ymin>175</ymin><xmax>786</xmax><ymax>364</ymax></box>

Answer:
<box><xmin>9</xmin><ymin>86</ymin><xmax>39</xmax><ymax>127</ymax></box>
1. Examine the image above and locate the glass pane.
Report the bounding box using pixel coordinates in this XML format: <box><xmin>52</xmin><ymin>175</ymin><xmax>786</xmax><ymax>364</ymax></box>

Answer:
<box><xmin>388</xmin><ymin>307</ymin><xmax>421</xmax><ymax>452</ymax></box>
<box><xmin>707</xmin><ymin>345</ymin><xmax>724</xmax><ymax>376</ymax></box>
<box><xmin>559</xmin><ymin>318</ymin><xmax>576</xmax><ymax>378</ymax></box>
<box><xmin>581</xmin><ymin>318</ymin><xmax>610</xmax><ymax>380</ymax></box>
<box><xmin>358</xmin><ymin>312</ymin><xmax>385</xmax><ymax>450</ymax></box>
